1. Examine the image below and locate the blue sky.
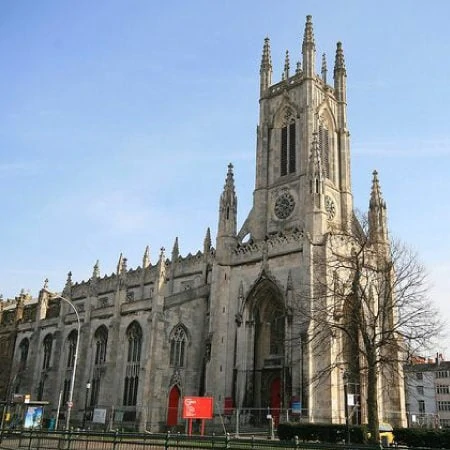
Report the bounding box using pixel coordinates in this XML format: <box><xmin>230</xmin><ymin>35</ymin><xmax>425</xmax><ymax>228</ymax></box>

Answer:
<box><xmin>1</xmin><ymin>1</ymin><xmax>449</xmax><ymax>352</ymax></box>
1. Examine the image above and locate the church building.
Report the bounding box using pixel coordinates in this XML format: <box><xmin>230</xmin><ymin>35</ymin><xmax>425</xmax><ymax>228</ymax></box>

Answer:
<box><xmin>2</xmin><ymin>16</ymin><xmax>407</xmax><ymax>431</ymax></box>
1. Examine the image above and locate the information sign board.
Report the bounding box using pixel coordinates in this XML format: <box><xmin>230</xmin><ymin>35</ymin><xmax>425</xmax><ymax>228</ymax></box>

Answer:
<box><xmin>182</xmin><ymin>397</ymin><xmax>213</xmax><ymax>419</ymax></box>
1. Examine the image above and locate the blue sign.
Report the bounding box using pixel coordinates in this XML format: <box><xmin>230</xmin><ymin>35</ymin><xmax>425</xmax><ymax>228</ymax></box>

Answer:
<box><xmin>291</xmin><ymin>401</ymin><xmax>302</xmax><ymax>414</ymax></box>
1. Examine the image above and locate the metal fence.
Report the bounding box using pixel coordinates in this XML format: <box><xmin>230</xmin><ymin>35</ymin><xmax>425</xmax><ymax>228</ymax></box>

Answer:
<box><xmin>69</xmin><ymin>407</ymin><xmax>316</xmax><ymax>435</ymax></box>
<box><xmin>0</xmin><ymin>430</ymin><xmax>381</xmax><ymax>450</ymax></box>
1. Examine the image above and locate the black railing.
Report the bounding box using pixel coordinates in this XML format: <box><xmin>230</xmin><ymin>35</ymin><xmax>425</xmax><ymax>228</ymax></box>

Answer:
<box><xmin>0</xmin><ymin>429</ymin><xmax>382</xmax><ymax>450</ymax></box>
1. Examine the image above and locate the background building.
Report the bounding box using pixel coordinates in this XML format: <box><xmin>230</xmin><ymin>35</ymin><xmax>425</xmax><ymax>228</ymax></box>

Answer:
<box><xmin>405</xmin><ymin>356</ymin><xmax>450</xmax><ymax>429</ymax></box>
<box><xmin>2</xmin><ymin>16</ymin><xmax>406</xmax><ymax>432</ymax></box>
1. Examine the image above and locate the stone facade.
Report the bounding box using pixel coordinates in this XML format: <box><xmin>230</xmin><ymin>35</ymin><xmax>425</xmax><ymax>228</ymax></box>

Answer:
<box><xmin>2</xmin><ymin>16</ymin><xmax>406</xmax><ymax>431</ymax></box>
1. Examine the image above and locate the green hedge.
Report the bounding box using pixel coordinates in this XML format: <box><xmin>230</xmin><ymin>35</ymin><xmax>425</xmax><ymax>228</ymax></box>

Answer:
<box><xmin>393</xmin><ymin>427</ymin><xmax>450</xmax><ymax>448</ymax></box>
<box><xmin>277</xmin><ymin>422</ymin><xmax>366</xmax><ymax>443</ymax></box>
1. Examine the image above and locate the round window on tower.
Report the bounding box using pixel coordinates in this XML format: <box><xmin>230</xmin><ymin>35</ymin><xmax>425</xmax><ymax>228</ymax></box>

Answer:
<box><xmin>274</xmin><ymin>191</ymin><xmax>295</xmax><ymax>219</ymax></box>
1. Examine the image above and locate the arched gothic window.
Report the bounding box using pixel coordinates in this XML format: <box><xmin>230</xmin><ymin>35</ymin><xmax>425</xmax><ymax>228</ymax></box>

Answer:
<box><xmin>270</xmin><ymin>313</ymin><xmax>284</xmax><ymax>356</ymax></box>
<box><xmin>42</xmin><ymin>334</ymin><xmax>53</xmax><ymax>370</ymax></box>
<box><xmin>127</xmin><ymin>322</ymin><xmax>142</xmax><ymax>363</ymax></box>
<box><xmin>123</xmin><ymin>322</ymin><xmax>142</xmax><ymax>406</ymax></box>
<box><xmin>18</xmin><ymin>338</ymin><xmax>29</xmax><ymax>369</ymax></box>
<box><xmin>67</xmin><ymin>330</ymin><xmax>78</xmax><ymax>368</ymax></box>
<box><xmin>94</xmin><ymin>326</ymin><xmax>108</xmax><ymax>366</ymax></box>
<box><xmin>281</xmin><ymin>120</ymin><xmax>296</xmax><ymax>176</ymax></box>
<box><xmin>318</xmin><ymin>116</ymin><xmax>337</xmax><ymax>184</ymax></box>
<box><xmin>91</xmin><ymin>326</ymin><xmax>108</xmax><ymax>407</ymax></box>
<box><xmin>318</xmin><ymin>124</ymin><xmax>330</xmax><ymax>179</ymax></box>
<box><xmin>170</xmin><ymin>325</ymin><xmax>187</xmax><ymax>368</ymax></box>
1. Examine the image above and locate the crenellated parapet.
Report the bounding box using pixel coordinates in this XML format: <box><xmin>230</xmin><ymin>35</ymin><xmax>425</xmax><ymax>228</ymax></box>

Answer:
<box><xmin>47</xmin><ymin>243</ymin><xmax>216</xmax><ymax>316</ymax></box>
<box><xmin>170</xmin><ymin>249</ymin><xmax>214</xmax><ymax>271</ymax></box>
<box><xmin>232</xmin><ymin>228</ymin><xmax>304</xmax><ymax>264</ymax></box>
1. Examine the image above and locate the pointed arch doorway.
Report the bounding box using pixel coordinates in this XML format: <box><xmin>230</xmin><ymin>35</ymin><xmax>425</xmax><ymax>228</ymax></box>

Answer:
<box><xmin>167</xmin><ymin>385</ymin><xmax>181</xmax><ymax>427</ymax></box>
<box><xmin>270</xmin><ymin>376</ymin><xmax>281</xmax><ymax>426</ymax></box>
<box><xmin>235</xmin><ymin>276</ymin><xmax>290</xmax><ymax>422</ymax></box>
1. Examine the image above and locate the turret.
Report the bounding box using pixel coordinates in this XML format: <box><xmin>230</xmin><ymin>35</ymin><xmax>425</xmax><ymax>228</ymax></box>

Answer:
<box><xmin>302</xmin><ymin>15</ymin><xmax>316</xmax><ymax>79</ymax></box>
<box><xmin>368</xmin><ymin>170</ymin><xmax>388</xmax><ymax>244</ymax></box>
<box><xmin>260</xmin><ymin>37</ymin><xmax>272</xmax><ymax>96</ymax></box>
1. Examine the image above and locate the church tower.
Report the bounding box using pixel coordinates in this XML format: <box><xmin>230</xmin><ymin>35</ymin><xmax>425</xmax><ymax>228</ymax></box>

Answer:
<box><xmin>239</xmin><ymin>15</ymin><xmax>352</xmax><ymax>244</ymax></box>
<box><xmin>206</xmin><ymin>15</ymin><xmax>406</xmax><ymax>429</ymax></box>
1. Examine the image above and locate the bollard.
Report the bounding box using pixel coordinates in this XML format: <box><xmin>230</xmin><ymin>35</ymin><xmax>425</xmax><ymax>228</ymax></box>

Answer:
<box><xmin>165</xmin><ymin>431</ymin><xmax>170</xmax><ymax>450</ymax></box>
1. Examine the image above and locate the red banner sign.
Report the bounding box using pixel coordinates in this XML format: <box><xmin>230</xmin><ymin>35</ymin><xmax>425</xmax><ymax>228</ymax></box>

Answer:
<box><xmin>182</xmin><ymin>396</ymin><xmax>213</xmax><ymax>419</ymax></box>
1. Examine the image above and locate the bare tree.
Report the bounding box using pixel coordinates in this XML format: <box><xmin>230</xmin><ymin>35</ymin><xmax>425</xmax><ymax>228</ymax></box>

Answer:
<box><xmin>300</xmin><ymin>214</ymin><xmax>442</xmax><ymax>442</ymax></box>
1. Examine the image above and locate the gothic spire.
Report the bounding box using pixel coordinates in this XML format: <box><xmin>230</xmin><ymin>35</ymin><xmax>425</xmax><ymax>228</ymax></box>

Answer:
<box><xmin>334</xmin><ymin>41</ymin><xmax>347</xmax><ymax>104</ymax></box>
<box><xmin>216</xmin><ymin>163</ymin><xmax>238</xmax><ymax>258</ymax></box>
<box><xmin>309</xmin><ymin>132</ymin><xmax>324</xmax><ymax>194</ymax></box>
<box><xmin>143</xmin><ymin>245</ymin><xmax>150</xmax><ymax>268</ymax></box>
<box><xmin>283</xmin><ymin>50</ymin><xmax>290</xmax><ymax>80</ymax></box>
<box><xmin>219</xmin><ymin>163</ymin><xmax>237</xmax><ymax>225</ymax></box>
<box><xmin>117</xmin><ymin>253</ymin><xmax>126</xmax><ymax>275</ymax></box>
<box><xmin>369</xmin><ymin>170</ymin><xmax>385</xmax><ymax>209</ymax></box>
<box><xmin>159</xmin><ymin>247</ymin><xmax>166</xmax><ymax>265</ymax></box>
<box><xmin>203</xmin><ymin>227</ymin><xmax>211</xmax><ymax>254</ymax></box>
<box><xmin>321</xmin><ymin>53</ymin><xmax>327</xmax><ymax>84</ymax></box>
<box><xmin>302</xmin><ymin>15</ymin><xmax>316</xmax><ymax>78</ymax></box>
<box><xmin>172</xmin><ymin>237</ymin><xmax>179</xmax><ymax>260</ymax></box>
<box><xmin>92</xmin><ymin>260</ymin><xmax>100</xmax><ymax>278</ymax></box>
<box><xmin>221</xmin><ymin>163</ymin><xmax>237</xmax><ymax>205</ymax></box>
<box><xmin>155</xmin><ymin>247</ymin><xmax>166</xmax><ymax>298</ymax></box>
<box><xmin>368</xmin><ymin>170</ymin><xmax>388</xmax><ymax>243</ymax></box>
<box><xmin>63</xmin><ymin>272</ymin><xmax>72</xmax><ymax>297</ymax></box>
<box><xmin>260</xmin><ymin>37</ymin><xmax>273</xmax><ymax>95</ymax></box>
<box><xmin>334</xmin><ymin>41</ymin><xmax>346</xmax><ymax>72</ymax></box>
<box><xmin>303</xmin><ymin>14</ymin><xmax>315</xmax><ymax>45</ymax></box>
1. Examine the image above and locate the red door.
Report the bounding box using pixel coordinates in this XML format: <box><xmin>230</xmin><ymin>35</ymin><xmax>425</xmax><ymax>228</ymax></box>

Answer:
<box><xmin>270</xmin><ymin>377</ymin><xmax>281</xmax><ymax>426</ymax></box>
<box><xmin>167</xmin><ymin>385</ymin><xmax>180</xmax><ymax>426</ymax></box>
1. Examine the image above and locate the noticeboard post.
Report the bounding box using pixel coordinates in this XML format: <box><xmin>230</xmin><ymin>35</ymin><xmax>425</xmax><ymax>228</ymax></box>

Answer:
<box><xmin>182</xmin><ymin>397</ymin><xmax>213</xmax><ymax>435</ymax></box>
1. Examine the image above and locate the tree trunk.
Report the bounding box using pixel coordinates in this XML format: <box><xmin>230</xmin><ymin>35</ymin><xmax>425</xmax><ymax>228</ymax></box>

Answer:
<box><xmin>366</xmin><ymin>356</ymin><xmax>379</xmax><ymax>444</ymax></box>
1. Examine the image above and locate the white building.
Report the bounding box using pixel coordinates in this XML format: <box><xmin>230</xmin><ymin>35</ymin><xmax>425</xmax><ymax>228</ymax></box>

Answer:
<box><xmin>405</xmin><ymin>358</ymin><xmax>450</xmax><ymax>428</ymax></box>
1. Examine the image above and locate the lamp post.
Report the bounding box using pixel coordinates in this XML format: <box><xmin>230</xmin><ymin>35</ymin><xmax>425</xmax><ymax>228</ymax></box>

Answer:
<box><xmin>82</xmin><ymin>382</ymin><xmax>91</xmax><ymax>429</ymax></box>
<box><xmin>44</xmin><ymin>289</ymin><xmax>80</xmax><ymax>431</ymax></box>
<box><xmin>343</xmin><ymin>370</ymin><xmax>350</xmax><ymax>444</ymax></box>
